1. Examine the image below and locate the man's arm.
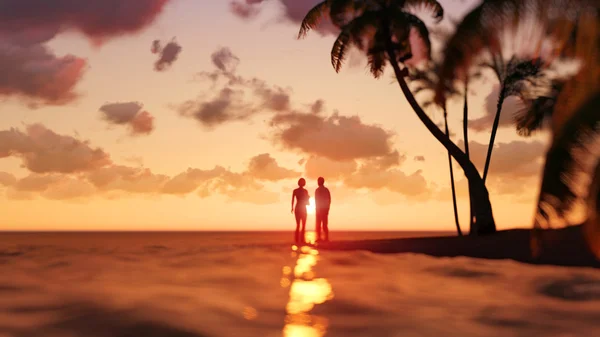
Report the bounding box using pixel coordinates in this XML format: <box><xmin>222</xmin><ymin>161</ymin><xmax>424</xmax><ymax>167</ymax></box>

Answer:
<box><xmin>327</xmin><ymin>188</ymin><xmax>331</xmax><ymax>207</ymax></box>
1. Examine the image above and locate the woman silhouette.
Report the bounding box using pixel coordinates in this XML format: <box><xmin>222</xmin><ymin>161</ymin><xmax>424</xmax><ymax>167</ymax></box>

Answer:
<box><xmin>291</xmin><ymin>178</ymin><xmax>310</xmax><ymax>243</ymax></box>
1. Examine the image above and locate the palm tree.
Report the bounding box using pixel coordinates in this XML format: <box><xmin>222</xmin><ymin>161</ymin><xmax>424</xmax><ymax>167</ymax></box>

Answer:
<box><xmin>532</xmin><ymin>92</ymin><xmax>600</xmax><ymax>257</ymax></box>
<box><xmin>432</xmin><ymin>0</ymin><xmax>598</xmax><ymax>255</ymax></box>
<box><xmin>433</xmin><ymin>0</ymin><xmax>596</xmax><ymax>184</ymax></box>
<box><xmin>407</xmin><ymin>62</ymin><xmax>462</xmax><ymax>236</ymax></box>
<box><xmin>299</xmin><ymin>0</ymin><xmax>497</xmax><ymax>235</ymax></box>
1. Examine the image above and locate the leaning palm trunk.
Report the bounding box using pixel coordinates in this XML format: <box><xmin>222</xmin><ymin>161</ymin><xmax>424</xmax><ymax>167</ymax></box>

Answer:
<box><xmin>384</xmin><ymin>46</ymin><xmax>496</xmax><ymax>235</ymax></box>
<box><xmin>462</xmin><ymin>78</ymin><xmax>475</xmax><ymax>228</ymax></box>
<box><xmin>482</xmin><ymin>86</ymin><xmax>506</xmax><ymax>183</ymax></box>
<box><xmin>443</xmin><ymin>105</ymin><xmax>462</xmax><ymax>236</ymax></box>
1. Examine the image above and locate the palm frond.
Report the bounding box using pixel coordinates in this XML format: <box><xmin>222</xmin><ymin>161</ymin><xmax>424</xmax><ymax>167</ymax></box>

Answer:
<box><xmin>514</xmin><ymin>97</ymin><xmax>553</xmax><ymax>136</ymax></box>
<box><xmin>403</xmin><ymin>0</ymin><xmax>444</xmax><ymax>22</ymax></box>
<box><xmin>331</xmin><ymin>27</ymin><xmax>353</xmax><ymax>72</ymax></box>
<box><xmin>331</xmin><ymin>11</ymin><xmax>380</xmax><ymax>72</ymax></box>
<box><xmin>368</xmin><ymin>51</ymin><xmax>387</xmax><ymax>78</ymax></box>
<box><xmin>329</xmin><ymin>0</ymin><xmax>361</xmax><ymax>27</ymax></box>
<box><xmin>535</xmin><ymin>91</ymin><xmax>600</xmax><ymax>227</ymax></box>
<box><xmin>433</xmin><ymin>0</ymin><xmax>594</xmax><ymax>104</ymax></box>
<box><xmin>298</xmin><ymin>1</ymin><xmax>330</xmax><ymax>39</ymax></box>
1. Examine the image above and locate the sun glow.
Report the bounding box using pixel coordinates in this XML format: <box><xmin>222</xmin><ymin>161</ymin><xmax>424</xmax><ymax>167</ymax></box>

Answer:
<box><xmin>306</xmin><ymin>197</ymin><xmax>315</xmax><ymax>214</ymax></box>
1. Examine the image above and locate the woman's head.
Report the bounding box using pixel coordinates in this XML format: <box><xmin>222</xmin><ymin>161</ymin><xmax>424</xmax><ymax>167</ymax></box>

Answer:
<box><xmin>318</xmin><ymin>177</ymin><xmax>325</xmax><ymax>186</ymax></box>
<box><xmin>297</xmin><ymin>178</ymin><xmax>306</xmax><ymax>187</ymax></box>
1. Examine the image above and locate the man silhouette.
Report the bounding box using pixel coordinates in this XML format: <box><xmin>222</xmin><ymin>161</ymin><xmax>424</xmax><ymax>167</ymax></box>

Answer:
<box><xmin>315</xmin><ymin>177</ymin><xmax>331</xmax><ymax>242</ymax></box>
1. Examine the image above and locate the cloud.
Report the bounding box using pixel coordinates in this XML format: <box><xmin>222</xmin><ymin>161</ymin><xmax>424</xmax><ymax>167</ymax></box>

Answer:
<box><xmin>99</xmin><ymin>102</ymin><xmax>155</xmax><ymax>135</ymax></box>
<box><xmin>304</xmin><ymin>156</ymin><xmax>357</xmax><ymax>181</ymax></box>
<box><xmin>0</xmin><ymin>1</ymin><xmax>173</xmax><ymax>43</ymax></box>
<box><xmin>345</xmin><ymin>162</ymin><xmax>430</xmax><ymax>199</ymax></box>
<box><xmin>211</xmin><ymin>47</ymin><xmax>240</xmax><ymax>73</ymax></box>
<box><xmin>463</xmin><ymin>140</ymin><xmax>546</xmax><ymax>178</ymax></box>
<box><xmin>414</xmin><ymin>156</ymin><xmax>426</xmax><ymax>162</ymax></box>
<box><xmin>247</xmin><ymin>153</ymin><xmax>300</xmax><ymax>181</ymax></box>
<box><xmin>270</xmin><ymin>111</ymin><xmax>397</xmax><ymax>161</ymax></box>
<box><xmin>181</xmin><ymin>47</ymin><xmax>294</xmax><ymax>128</ymax></box>
<box><xmin>0</xmin><ymin>172</ymin><xmax>17</xmax><ymax>186</ymax></box>
<box><xmin>0</xmin><ymin>1</ymin><xmax>172</xmax><ymax>105</ymax></box>
<box><xmin>229</xmin><ymin>0</ymin><xmax>337</xmax><ymax>36</ymax></box>
<box><xmin>9</xmin><ymin>173</ymin><xmax>95</xmax><ymax>200</ymax></box>
<box><xmin>0</xmin><ymin>124</ymin><xmax>112</xmax><ymax>174</ymax></box>
<box><xmin>152</xmin><ymin>38</ymin><xmax>182</xmax><ymax>71</ymax></box>
<box><xmin>229</xmin><ymin>1</ymin><xmax>262</xmax><ymax>20</ymax></box>
<box><xmin>178</xmin><ymin>87</ymin><xmax>253</xmax><ymax>128</ymax></box>
<box><xmin>0</xmin><ymin>123</ymin><xmax>297</xmax><ymax>203</ymax></box>
<box><xmin>470</xmin><ymin>85</ymin><xmax>522</xmax><ymax>132</ymax></box>
<box><xmin>0</xmin><ymin>38</ymin><xmax>86</xmax><ymax>106</ymax></box>
<box><xmin>457</xmin><ymin>139</ymin><xmax>547</xmax><ymax>195</ymax></box>
<box><xmin>161</xmin><ymin>167</ymin><xmax>227</xmax><ymax>195</ymax></box>
<box><xmin>86</xmin><ymin>165</ymin><xmax>170</xmax><ymax>194</ymax></box>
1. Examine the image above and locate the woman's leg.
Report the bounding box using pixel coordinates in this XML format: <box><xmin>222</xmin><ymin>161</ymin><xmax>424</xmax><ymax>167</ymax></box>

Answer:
<box><xmin>300</xmin><ymin>215</ymin><xmax>307</xmax><ymax>242</ymax></box>
<box><xmin>295</xmin><ymin>213</ymin><xmax>301</xmax><ymax>243</ymax></box>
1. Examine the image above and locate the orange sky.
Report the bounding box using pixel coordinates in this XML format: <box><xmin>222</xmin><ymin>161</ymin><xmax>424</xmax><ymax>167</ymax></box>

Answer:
<box><xmin>0</xmin><ymin>0</ymin><xmax>552</xmax><ymax>231</ymax></box>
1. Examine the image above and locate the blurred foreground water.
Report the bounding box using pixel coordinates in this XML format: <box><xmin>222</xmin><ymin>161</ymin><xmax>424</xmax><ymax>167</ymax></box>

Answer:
<box><xmin>0</xmin><ymin>231</ymin><xmax>599</xmax><ymax>337</ymax></box>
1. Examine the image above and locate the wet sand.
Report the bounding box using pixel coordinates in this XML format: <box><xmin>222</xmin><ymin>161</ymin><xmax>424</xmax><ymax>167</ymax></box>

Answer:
<box><xmin>316</xmin><ymin>225</ymin><xmax>600</xmax><ymax>268</ymax></box>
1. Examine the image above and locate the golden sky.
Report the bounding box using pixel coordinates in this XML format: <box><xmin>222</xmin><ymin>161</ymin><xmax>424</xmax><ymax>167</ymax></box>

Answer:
<box><xmin>0</xmin><ymin>0</ymin><xmax>551</xmax><ymax>231</ymax></box>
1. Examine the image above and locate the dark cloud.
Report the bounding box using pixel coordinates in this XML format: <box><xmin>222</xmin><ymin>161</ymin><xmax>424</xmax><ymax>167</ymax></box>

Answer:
<box><xmin>181</xmin><ymin>47</ymin><xmax>294</xmax><ymax>128</ymax></box>
<box><xmin>152</xmin><ymin>38</ymin><xmax>182</xmax><ymax>71</ymax></box>
<box><xmin>0</xmin><ymin>1</ymin><xmax>172</xmax><ymax>106</ymax></box>
<box><xmin>0</xmin><ymin>124</ymin><xmax>112</xmax><ymax>174</ymax></box>
<box><xmin>0</xmin><ymin>1</ymin><xmax>173</xmax><ymax>43</ymax></box>
<box><xmin>247</xmin><ymin>153</ymin><xmax>300</xmax><ymax>181</ymax></box>
<box><xmin>211</xmin><ymin>47</ymin><xmax>240</xmax><ymax>73</ymax></box>
<box><xmin>178</xmin><ymin>87</ymin><xmax>253</xmax><ymax>128</ymax></box>
<box><xmin>270</xmin><ymin>111</ymin><xmax>397</xmax><ymax>162</ymax></box>
<box><xmin>414</xmin><ymin>156</ymin><xmax>426</xmax><ymax>162</ymax></box>
<box><xmin>0</xmin><ymin>38</ymin><xmax>86</xmax><ymax>106</ymax></box>
<box><xmin>229</xmin><ymin>0</ymin><xmax>337</xmax><ymax>36</ymax></box>
<box><xmin>99</xmin><ymin>102</ymin><xmax>155</xmax><ymax>135</ymax></box>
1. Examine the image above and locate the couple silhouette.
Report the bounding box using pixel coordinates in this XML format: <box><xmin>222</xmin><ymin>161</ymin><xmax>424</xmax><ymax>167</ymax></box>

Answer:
<box><xmin>291</xmin><ymin>176</ymin><xmax>331</xmax><ymax>243</ymax></box>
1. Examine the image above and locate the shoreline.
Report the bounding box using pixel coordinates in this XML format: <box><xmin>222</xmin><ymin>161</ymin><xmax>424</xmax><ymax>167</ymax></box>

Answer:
<box><xmin>314</xmin><ymin>225</ymin><xmax>600</xmax><ymax>268</ymax></box>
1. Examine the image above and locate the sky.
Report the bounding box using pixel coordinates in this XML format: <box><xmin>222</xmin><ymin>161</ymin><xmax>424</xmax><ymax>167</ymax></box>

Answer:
<box><xmin>0</xmin><ymin>0</ymin><xmax>554</xmax><ymax>231</ymax></box>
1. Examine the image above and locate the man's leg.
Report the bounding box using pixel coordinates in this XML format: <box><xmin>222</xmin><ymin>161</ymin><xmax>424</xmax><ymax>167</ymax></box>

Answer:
<box><xmin>315</xmin><ymin>211</ymin><xmax>322</xmax><ymax>241</ymax></box>
<box><xmin>323</xmin><ymin>209</ymin><xmax>329</xmax><ymax>241</ymax></box>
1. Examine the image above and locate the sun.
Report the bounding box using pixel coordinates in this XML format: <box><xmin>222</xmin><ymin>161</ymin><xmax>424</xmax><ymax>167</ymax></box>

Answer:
<box><xmin>306</xmin><ymin>197</ymin><xmax>315</xmax><ymax>214</ymax></box>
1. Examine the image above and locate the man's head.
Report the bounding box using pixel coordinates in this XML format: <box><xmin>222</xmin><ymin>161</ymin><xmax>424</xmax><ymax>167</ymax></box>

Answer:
<box><xmin>298</xmin><ymin>178</ymin><xmax>306</xmax><ymax>187</ymax></box>
<box><xmin>317</xmin><ymin>177</ymin><xmax>325</xmax><ymax>186</ymax></box>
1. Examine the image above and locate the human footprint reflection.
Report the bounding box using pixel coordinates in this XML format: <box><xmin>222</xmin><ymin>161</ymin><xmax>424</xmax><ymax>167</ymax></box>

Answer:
<box><xmin>282</xmin><ymin>232</ymin><xmax>334</xmax><ymax>337</ymax></box>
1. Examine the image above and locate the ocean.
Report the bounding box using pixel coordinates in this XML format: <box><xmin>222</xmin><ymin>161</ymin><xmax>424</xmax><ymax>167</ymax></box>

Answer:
<box><xmin>0</xmin><ymin>231</ymin><xmax>599</xmax><ymax>337</ymax></box>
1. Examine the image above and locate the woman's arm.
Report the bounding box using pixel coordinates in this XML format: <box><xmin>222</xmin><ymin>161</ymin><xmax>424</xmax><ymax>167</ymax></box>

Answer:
<box><xmin>291</xmin><ymin>190</ymin><xmax>295</xmax><ymax>213</ymax></box>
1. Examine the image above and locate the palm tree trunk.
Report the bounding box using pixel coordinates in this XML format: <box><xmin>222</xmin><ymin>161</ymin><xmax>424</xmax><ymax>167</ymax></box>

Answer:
<box><xmin>463</xmin><ymin>79</ymin><xmax>475</xmax><ymax>229</ymax></box>
<box><xmin>444</xmin><ymin>105</ymin><xmax>462</xmax><ymax>236</ymax></box>
<box><xmin>384</xmin><ymin>47</ymin><xmax>496</xmax><ymax>235</ymax></box>
<box><xmin>584</xmin><ymin>160</ymin><xmax>600</xmax><ymax>259</ymax></box>
<box><xmin>482</xmin><ymin>85</ymin><xmax>506</xmax><ymax>183</ymax></box>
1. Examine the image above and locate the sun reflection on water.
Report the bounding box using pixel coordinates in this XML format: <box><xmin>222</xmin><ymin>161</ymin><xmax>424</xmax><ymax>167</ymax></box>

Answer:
<box><xmin>282</xmin><ymin>231</ymin><xmax>334</xmax><ymax>337</ymax></box>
